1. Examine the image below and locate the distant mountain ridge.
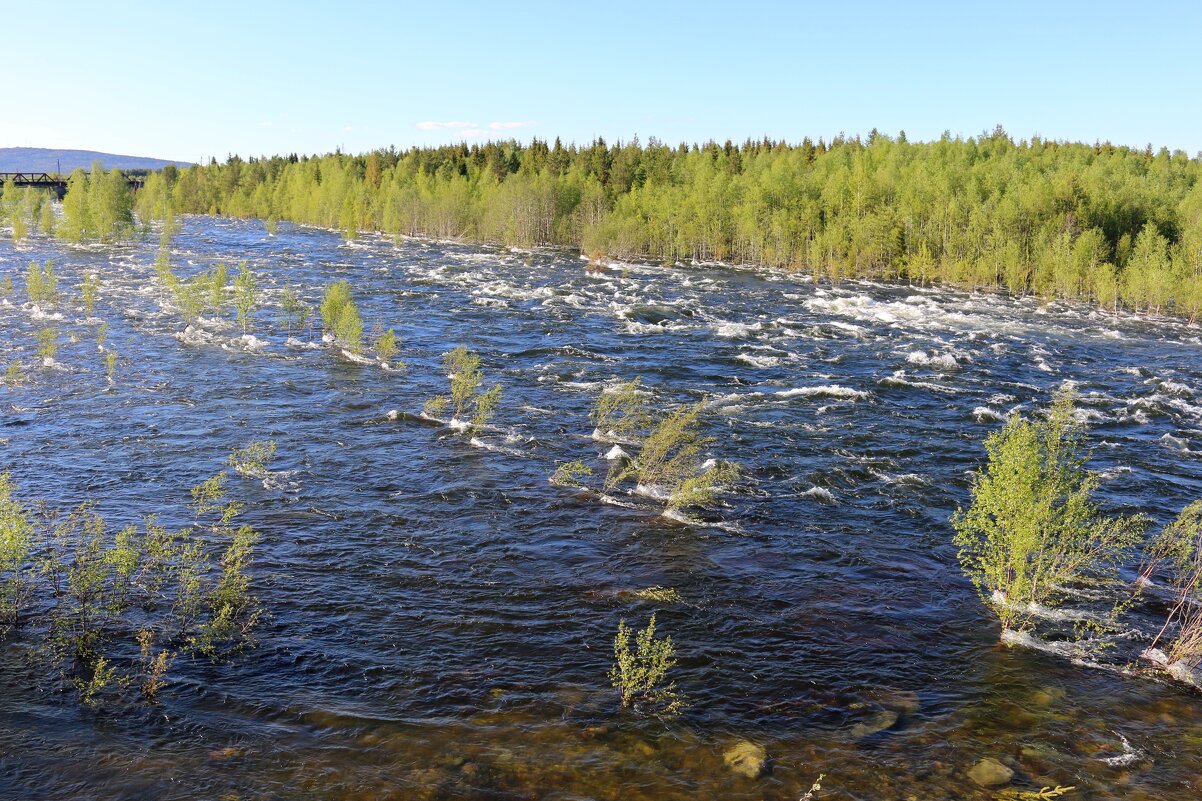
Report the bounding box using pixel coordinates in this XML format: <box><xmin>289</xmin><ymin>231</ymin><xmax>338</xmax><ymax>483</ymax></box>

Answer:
<box><xmin>0</xmin><ymin>147</ymin><xmax>192</xmax><ymax>173</ymax></box>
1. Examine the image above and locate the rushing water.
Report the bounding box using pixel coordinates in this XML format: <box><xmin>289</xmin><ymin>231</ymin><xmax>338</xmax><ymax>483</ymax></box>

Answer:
<box><xmin>3</xmin><ymin>217</ymin><xmax>1202</xmax><ymax>800</ymax></box>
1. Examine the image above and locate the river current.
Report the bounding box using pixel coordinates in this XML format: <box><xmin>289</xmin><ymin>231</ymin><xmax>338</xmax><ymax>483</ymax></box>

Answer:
<box><xmin>3</xmin><ymin>217</ymin><xmax>1202</xmax><ymax>800</ymax></box>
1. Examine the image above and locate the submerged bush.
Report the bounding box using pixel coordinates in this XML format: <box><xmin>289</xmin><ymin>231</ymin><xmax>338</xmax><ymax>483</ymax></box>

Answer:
<box><xmin>1141</xmin><ymin>500</ymin><xmax>1202</xmax><ymax>676</ymax></box>
<box><xmin>232</xmin><ymin>262</ymin><xmax>257</xmax><ymax>333</ymax></box>
<box><xmin>278</xmin><ymin>286</ymin><xmax>310</xmax><ymax>338</ymax></box>
<box><xmin>320</xmin><ymin>281</ymin><xmax>363</xmax><ymax>353</ymax></box>
<box><xmin>0</xmin><ymin>445</ymin><xmax>266</xmax><ymax>706</ymax></box>
<box><xmin>35</xmin><ymin>327</ymin><xmax>58</xmax><ymax>361</ymax></box>
<box><xmin>550</xmin><ymin>460</ymin><xmax>592</xmax><ymax>487</ymax></box>
<box><xmin>952</xmin><ymin>389</ymin><xmax>1147</xmax><ymax>635</ymax></box>
<box><xmin>104</xmin><ymin>350</ymin><xmax>118</xmax><ymax>381</ymax></box>
<box><xmin>591</xmin><ymin>378</ymin><xmax>650</xmax><ymax>441</ymax></box>
<box><xmin>25</xmin><ymin>261</ymin><xmax>59</xmax><ymax>307</ymax></box>
<box><xmin>80</xmin><ymin>274</ymin><xmax>99</xmax><ymax>316</ymax></box>
<box><xmin>375</xmin><ymin>327</ymin><xmax>401</xmax><ymax>366</ymax></box>
<box><xmin>429</xmin><ymin>345</ymin><xmax>503</xmax><ymax>430</ymax></box>
<box><xmin>610</xmin><ymin>613</ymin><xmax>684</xmax><ymax>716</ymax></box>
<box><xmin>609</xmin><ymin>400</ymin><xmax>737</xmax><ymax>511</ymax></box>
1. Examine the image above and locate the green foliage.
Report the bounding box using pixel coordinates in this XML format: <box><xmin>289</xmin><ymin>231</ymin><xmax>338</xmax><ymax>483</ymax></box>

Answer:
<box><xmin>0</xmin><ymin>450</ymin><xmax>265</xmax><ymax>705</ymax></box>
<box><xmin>25</xmin><ymin>261</ymin><xmax>59</xmax><ymax>306</ymax></box>
<box><xmin>59</xmin><ymin>166</ymin><xmax>134</xmax><ymax>243</ymax></box>
<box><xmin>630</xmin><ymin>586</ymin><xmax>681</xmax><ymax>603</ymax></box>
<box><xmin>4</xmin><ymin>361</ymin><xmax>24</xmax><ymax>387</ymax></box>
<box><xmin>209</xmin><ymin>262</ymin><xmax>228</xmax><ymax>312</ymax></box>
<box><xmin>278</xmin><ymin>286</ymin><xmax>310</xmax><ymax>338</ymax></box>
<box><xmin>320</xmin><ymin>281</ymin><xmax>363</xmax><ymax>353</ymax></box>
<box><xmin>550</xmin><ymin>460</ymin><xmax>592</xmax><ymax>487</ymax></box>
<box><xmin>952</xmin><ymin>389</ymin><xmax>1148</xmax><ymax>634</ymax></box>
<box><xmin>232</xmin><ymin>262</ymin><xmax>257</xmax><ymax>333</ymax></box>
<box><xmin>104</xmin><ymin>350</ymin><xmax>118</xmax><ymax>381</ymax></box>
<box><xmin>436</xmin><ymin>345</ymin><xmax>502</xmax><ymax>429</ymax></box>
<box><xmin>80</xmin><ymin>274</ymin><xmax>99</xmax><ymax>315</ymax></box>
<box><xmin>228</xmin><ymin>440</ymin><xmax>276</xmax><ymax>477</ymax></box>
<box><xmin>95</xmin><ymin>321</ymin><xmax>108</xmax><ymax>347</ymax></box>
<box><xmin>173</xmin><ymin>272</ymin><xmax>209</xmax><ymax>326</ymax></box>
<box><xmin>145</xmin><ymin>135</ymin><xmax>1202</xmax><ymax>319</ymax></box>
<box><xmin>1142</xmin><ymin>501</ymin><xmax>1202</xmax><ymax>671</ymax></box>
<box><xmin>609</xmin><ymin>400</ymin><xmax>737</xmax><ymax>511</ymax></box>
<box><xmin>374</xmin><ymin>327</ymin><xmax>400</xmax><ymax>365</ymax></box>
<box><xmin>422</xmin><ymin>395</ymin><xmax>450</xmax><ymax>419</ymax></box>
<box><xmin>35</xmin><ymin>327</ymin><xmax>58</xmax><ymax>361</ymax></box>
<box><xmin>609</xmin><ymin>613</ymin><xmax>684</xmax><ymax>716</ymax></box>
<box><xmin>320</xmin><ymin>280</ymin><xmax>353</xmax><ymax>331</ymax></box>
<box><xmin>591</xmin><ymin>378</ymin><xmax>649</xmax><ymax>441</ymax></box>
<box><xmin>0</xmin><ymin>274</ymin><xmax>12</xmax><ymax>296</ymax></box>
<box><xmin>0</xmin><ymin>473</ymin><xmax>33</xmax><ymax>627</ymax></box>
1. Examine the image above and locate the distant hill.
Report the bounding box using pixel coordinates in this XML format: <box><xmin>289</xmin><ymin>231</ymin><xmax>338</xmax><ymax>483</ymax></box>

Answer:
<box><xmin>0</xmin><ymin>147</ymin><xmax>192</xmax><ymax>173</ymax></box>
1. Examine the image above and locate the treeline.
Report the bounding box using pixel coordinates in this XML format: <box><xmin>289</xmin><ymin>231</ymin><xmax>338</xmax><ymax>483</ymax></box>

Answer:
<box><xmin>9</xmin><ymin>131</ymin><xmax>1202</xmax><ymax>317</ymax></box>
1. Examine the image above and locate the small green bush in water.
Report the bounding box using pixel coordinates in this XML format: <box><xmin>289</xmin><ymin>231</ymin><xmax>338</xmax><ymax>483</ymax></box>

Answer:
<box><xmin>592</xmin><ymin>377</ymin><xmax>649</xmax><ymax>441</ymax></box>
<box><xmin>232</xmin><ymin>262</ymin><xmax>257</xmax><ymax>333</ymax></box>
<box><xmin>25</xmin><ymin>261</ymin><xmax>59</xmax><ymax>307</ymax></box>
<box><xmin>0</xmin><ymin>444</ymin><xmax>265</xmax><ymax>705</ymax></box>
<box><xmin>35</xmin><ymin>328</ymin><xmax>58</xmax><ymax>361</ymax></box>
<box><xmin>550</xmin><ymin>461</ymin><xmax>592</xmax><ymax>487</ymax></box>
<box><xmin>610</xmin><ymin>613</ymin><xmax>684</xmax><ymax>716</ymax></box>
<box><xmin>952</xmin><ymin>388</ymin><xmax>1147</xmax><ymax>635</ymax></box>
<box><xmin>375</xmin><ymin>328</ymin><xmax>400</xmax><ymax>366</ymax></box>
<box><xmin>1141</xmin><ymin>500</ymin><xmax>1202</xmax><ymax>673</ymax></box>
<box><xmin>320</xmin><ymin>281</ymin><xmax>363</xmax><ymax>353</ymax></box>
<box><xmin>431</xmin><ymin>345</ymin><xmax>502</xmax><ymax>429</ymax></box>
<box><xmin>278</xmin><ymin>287</ymin><xmax>310</xmax><ymax>338</ymax></box>
<box><xmin>610</xmin><ymin>400</ymin><xmax>737</xmax><ymax>511</ymax></box>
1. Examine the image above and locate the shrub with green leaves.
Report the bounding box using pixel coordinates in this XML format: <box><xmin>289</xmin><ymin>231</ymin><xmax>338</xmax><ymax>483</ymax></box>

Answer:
<box><xmin>550</xmin><ymin>460</ymin><xmax>592</xmax><ymax>487</ymax></box>
<box><xmin>592</xmin><ymin>378</ymin><xmax>649</xmax><ymax>441</ymax></box>
<box><xmin>25</xmin><ymin>261</ymin><xmax>59</xmax><ymax>307</ymax></box>
<box><xmin>279</xmin><ymin>286</ymin><xmax>310</xmax><ymax>338</ymax></box>
<box><xmin>375</xmin><ymin>327</ymin><xmax>400</xmax><ymax>366</ymax></box>
<box><xmin>429</xmin><ymin>345</ymin><xmax>503</xmax><ymax>430</ymax></box>
<box><xmin>1141</xmin><ymin>501</ymin><xmax>1202</xmax><ymax>674</ymax></box>
<box><xmin>35</xmin><ymin>327</ymin><xmax>58</xmax><ymax>361</ymax></box>
<box><xmin>320</xmin><ymin>281</ymin><xmax>363</xmax><ymax>352</ymax></box>
<box><xmin>952</xmin><ymin>388</ymin><xmax>1147</xmax><ymax>635</ymax></box>
<box><xmin>609</xmin><ymin>400</ymin><xmax>737</xmax><ymax>511</ymax></box>
<box><xmin>80</xmin><ymin>274</ymin><xmax>99</xmax><ymax>315</ymax></box>
<box><xmin>0</xmin><ymin>445</ymin><xmax>265</xmax><ymax>706</ymax></box>
<box><xmin>610</xmin><ymin>613</ymin><xmax>684</xmax><ymax>716</ymax></box>
<box><xmin>228</xmin><ymin>440</ymin><xmax>276</xmax><ymax>478</ymax></box>
<box><xmin>232</xmin><ymin>262</ymin><xmax>256</xmax><ymax>333</ymax></box>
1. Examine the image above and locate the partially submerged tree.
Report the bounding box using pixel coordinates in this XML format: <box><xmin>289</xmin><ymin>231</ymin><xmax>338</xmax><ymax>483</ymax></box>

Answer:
<box><xmin>429</xmin><ymin>345</ymin><xmax>502</xmax><ymax>430</ymax></box>
<box><xmin>320</xmin><ymin>280</ymin><xmax>363</xmax><ymax>353</ymax></box>
<box><xmin>232</xmin><ymin>262</ymin><xmax>257</xmax><ymax>333</ymax></box>
<box><xmin>591</xmin><ymin>377</ymin><xmax>650</xmax><ymax>441</ymax></box>
<box><xmin>1140</xmin><ymin>501</ymin><xmax>1202</xmax><ymax>681</ymax></box>
<box><xmin>609</xmin><ymin>400</ymin><xmax>737</xmax><ymax>512</ymax></box>
<box><xmin>952</xmin><ymin>388</ymin><xmax>1147</xmax><ymax>636</ymax></box>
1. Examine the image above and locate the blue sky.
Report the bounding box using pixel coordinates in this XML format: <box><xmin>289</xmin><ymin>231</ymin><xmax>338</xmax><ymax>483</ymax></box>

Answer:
<box><xmin>3</xmin><ymin>1</ymin><xmax>1199</xmax><ymax>160</ymax></box>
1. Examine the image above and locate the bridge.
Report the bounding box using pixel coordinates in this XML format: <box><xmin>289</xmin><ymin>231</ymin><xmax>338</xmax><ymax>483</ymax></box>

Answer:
<box><xmin>0</xmin><ymin>172</ymin><xmax>146</xmax><ymax>200</ymax></box>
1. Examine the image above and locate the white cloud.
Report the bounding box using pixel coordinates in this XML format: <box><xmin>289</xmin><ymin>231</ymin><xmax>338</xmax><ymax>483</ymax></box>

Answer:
<box><xmin>415</xmin><ymin>120</ymin><xmax>478</xmax><ymax>131</ymax></box>
<box><xmin>459</xmin><ymin>129</ymin><xmax>490</xmax><ymax>137</ymax></box>
<box><xmin>488</xmin><ymin>121</ymin><xmax>535</xmax><ymax>130</ymax></box>
<box><xmin>259</xmin><ymin>121</ymin><xmax>273</xmax><ymax>127</ymax></box>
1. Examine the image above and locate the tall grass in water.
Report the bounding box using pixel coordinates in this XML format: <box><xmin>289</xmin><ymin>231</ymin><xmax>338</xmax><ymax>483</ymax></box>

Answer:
<box><xmin>952</xmin><ymin>388</ymin><xmax>1147</xmax><ymax>637</ymax></box>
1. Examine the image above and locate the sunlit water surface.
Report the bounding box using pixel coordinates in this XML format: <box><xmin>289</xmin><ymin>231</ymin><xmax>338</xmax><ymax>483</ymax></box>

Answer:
<box><xmin>3</xmin><ymin>217</ymin><xmax>1202</xmax><ymax>800</ymax></box>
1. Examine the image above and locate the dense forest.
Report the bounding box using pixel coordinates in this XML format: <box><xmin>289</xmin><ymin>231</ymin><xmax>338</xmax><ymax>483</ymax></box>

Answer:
<box><xmin>6</xmin><ymin>129</ymin><xmax>1202</xmax><ymax>317</ymax></box>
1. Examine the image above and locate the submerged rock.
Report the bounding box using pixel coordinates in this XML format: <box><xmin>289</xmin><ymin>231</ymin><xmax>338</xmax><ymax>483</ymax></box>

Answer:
<box><xmin>849</xmin><ymin>709</ymin><xmax>899</xmax><ymax>739</ymax></box>
<box><xmin>967</xmin><ymin>757</ymin><xmax>1013</xmax><ymax>787</ymax></box>
<box><xmin>722</xmin><ymin>740</ymin><xmax>767</xmax><ymax>779</ymax></box>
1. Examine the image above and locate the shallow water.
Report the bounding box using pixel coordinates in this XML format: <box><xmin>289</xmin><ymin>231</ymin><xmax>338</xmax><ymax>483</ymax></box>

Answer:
<box><xmin>3</xmin><ymin>218</ymin><xmax>1202</xmax><ymax>800</ymax></box>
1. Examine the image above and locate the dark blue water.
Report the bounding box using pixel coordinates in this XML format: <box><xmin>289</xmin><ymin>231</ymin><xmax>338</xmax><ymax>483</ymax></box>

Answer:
<box><xmin>2</xmin><ymin>217</ymin><xmax>1202</xmax><ymax>800</ymax></box>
